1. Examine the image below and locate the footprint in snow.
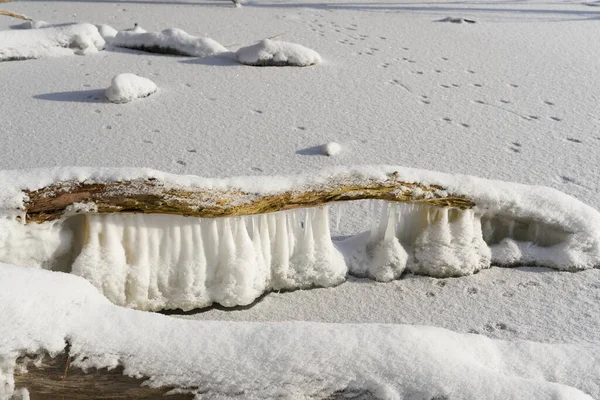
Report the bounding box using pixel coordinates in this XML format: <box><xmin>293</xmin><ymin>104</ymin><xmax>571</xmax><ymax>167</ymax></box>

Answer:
<box><xmin>566</xmin><ymin>137</ymin><xmax>582</xmax><ymax>143</ymax></box>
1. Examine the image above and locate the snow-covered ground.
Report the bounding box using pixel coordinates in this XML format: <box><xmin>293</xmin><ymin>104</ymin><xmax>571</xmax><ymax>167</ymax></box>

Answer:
<box><xmin>1</xmin><ymin>0</ymin><xmax>600</xmax><ymax>398</ymax></box>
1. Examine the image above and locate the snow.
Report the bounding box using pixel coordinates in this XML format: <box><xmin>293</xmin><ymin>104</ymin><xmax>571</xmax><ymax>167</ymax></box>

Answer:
<box><xmin>322</xmin><ymin>141</ymin><xmax>341</xmax><ymax>156</ymax></box>
<box><xmin>95</xmin><ymin>24</ymin><xmax>117</xmax><ymax>44</ymax></box>
<box><xmin>112</xmin><ymin>28</ymin><xmax>227</xmax><ymax>57</ymax></box>
<box><xmin>236</xmin><ymin>39</ymin><xmax>322</xmax><ymax>66</ymax></box>
<box><xmin>0</xmin><ymin>23</ymin><xmax>104</xmax><ymax>61</ymax></box>
<box><xmin>105</xmin><ymin>73</ymin><xmax>157</xmax><ymax>104</ymax></box>
<box><xmin>1</xmin><ymin>0</ymin><xmax>600</xmax><ymax>396</ymax></box>
<box><xmin>1</xmin><ymin>264</ymin><xmax>599</xmax><ymax>399</ymax></box>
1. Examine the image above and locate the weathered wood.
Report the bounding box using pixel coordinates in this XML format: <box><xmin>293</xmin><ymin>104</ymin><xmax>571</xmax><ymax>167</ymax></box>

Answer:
<box><xmin>14</xmin><ymin>351</ymin><xmax>194</xmax><ymax>399</ymax></box>
<box><xmin>23</xmin><ymin>173</ymin><xmax>475</xmax><ymax>224</ymax></box>
<box><xmin>0</xmin><ymin>10</ymin><xmax>31</xmax><ymax>20</ymax></box>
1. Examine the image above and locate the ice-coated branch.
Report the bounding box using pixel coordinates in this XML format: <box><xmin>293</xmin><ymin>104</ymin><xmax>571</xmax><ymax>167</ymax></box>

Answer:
<box><xmin>23</xmin><ymin>172</ymin><xmax>474</xmax><ymax>223</ymax></box>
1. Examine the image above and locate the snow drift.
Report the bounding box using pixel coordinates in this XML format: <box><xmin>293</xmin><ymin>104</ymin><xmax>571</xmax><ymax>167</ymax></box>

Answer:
<box><xmin>0</xmin><ymin>23</ymin><xmax>105</xmax><ymax>61</ymax></box>
<box><xmin>112</xmin><ymin>28</ymin><xmax>226</xmax><ymax>57</ymax></box>
<box><xmin>105</xmin><ymin>73</ymin><xmax>157</xmax><ymax>104</ymax></box>
<box><xmin>1</xmin><ymin>264</ymin><xmax>598</xmax><ymax>399</ymax></box>
<box><xmin>236</xmin><ymin>39</ymin><xmax>322</xmax><ymax>67</ymax></box>
<box><xmin>0</xmin><ymin>166</ymin><xmax>599</xmax><ymax>310</ymax></box>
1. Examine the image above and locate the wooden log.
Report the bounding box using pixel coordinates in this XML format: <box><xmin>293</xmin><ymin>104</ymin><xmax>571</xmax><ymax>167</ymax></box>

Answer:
<box><xmin>23</xmin><ymin>172</ymin><xmax>475</xmax><ymax>224</ymax></box>
<box><xmin>0</xmin><ymin>10</ymin><xmax>31</xmax><ymax>20</ymax></box>
<box><xmin>14</xmin><ymin>351</ymin><xmax>194</xmax><ymax>399</ymax></box>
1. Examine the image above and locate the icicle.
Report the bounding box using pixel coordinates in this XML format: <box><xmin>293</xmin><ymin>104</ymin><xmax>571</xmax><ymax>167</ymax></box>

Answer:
<box><xmin>384</xmin><ymin>202</ymin><xmax>397</xmax><ymax>241</ymax></box>
<box><xmin>335</xmin><ymin>202</ymin><xmax>343</xmax><ymax>232</ymax></box>
<box><xmin>370</xmin><ymin>200</ymin><xmax>379</xmax><ymax>242</ymax></box>
<box><xmin>271</xmin><ymin>211</ymin><xmax>290</xmax><ymax>287</ymax></box>
<box><xmin>377</xmin><ymin>201</ymin><xmax>390</xmax><ymax>241</ymax></box>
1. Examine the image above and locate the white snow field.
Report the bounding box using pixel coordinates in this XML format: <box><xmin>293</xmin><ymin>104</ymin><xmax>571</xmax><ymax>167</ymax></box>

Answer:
<box><xmin>1</xmin><ymin>0</ymin><xmax>600</xmax><ymax>397</ymax></box>
<box><xmin>1</xmin><ymin>264</ymin><xmax>599</xmax><ymax>400</ymax></box>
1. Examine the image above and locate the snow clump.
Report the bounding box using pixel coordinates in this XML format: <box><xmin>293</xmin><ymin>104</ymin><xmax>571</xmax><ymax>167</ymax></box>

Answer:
<box><xmin>236</xmin><ymin>39</ymin><xmax>322</xmax><ymax>67</ymax></box>
<box><xmin>113</xmin><ymin>28</ymin><xmax>227</xmax><ymax>57</ymax></box>
<box><xmin>0</xmin><ymin>23</ymin><xmax>105</xmax><ymax>61</ymax></box>
<box><xmin>105</xmin><ymin>73</ymin><xmax>157</xmax><ymax>104</ymax></box>
<box><xmin>96</xmin><ymin>24</ymin><xmax>118</xmax><ymax>44</ymax></box>
<box><xmin>322</xmin><ymin>141</ymin><xmax>341</xmax><ymax>156</ymax></box>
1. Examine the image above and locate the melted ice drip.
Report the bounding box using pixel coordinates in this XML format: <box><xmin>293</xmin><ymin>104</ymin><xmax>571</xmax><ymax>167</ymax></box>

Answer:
<box><xmin>72</xmin><ymin>206</ymin><xmax>346</xmax><ymax>311</ymax></box>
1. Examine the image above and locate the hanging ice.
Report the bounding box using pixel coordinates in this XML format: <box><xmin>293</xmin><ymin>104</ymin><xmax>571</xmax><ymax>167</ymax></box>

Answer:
<box><xmin>71</xmin><ymin>207</ymin><xmax>346</xmax><ymax>311</ymax></box>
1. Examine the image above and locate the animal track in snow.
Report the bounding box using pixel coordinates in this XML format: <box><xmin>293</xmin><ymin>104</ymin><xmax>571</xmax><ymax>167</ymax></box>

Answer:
<box><xmin>544</xmin><ymin>100</ymin><xmax>555</xmax><ymax>106</ymax></box>
<box><xmin>467</xmin><ymin>287</ymin><xmax>478</xmax><ymax>295</ymax></box>
<box><xmin>176</xmin><ymin>160</ymin><xmax>187</xmax><ymax>166</ymax></box>
<box><xmin>518</xmin><ymin>281</ymin><xmax>540</xmax><ymax>288</ymax></box>
<box><xmin>566</xmin><ymin>137</ymin><xmax>582</xmax><ymax>143</ymax></box>
<box><xmin>509</xmin><ymin>142</ymin><xmax>522</xmax><ymax>153</ymax></box>
<box><xmin>550</xmin><ymin>116</ymin><xmax>562</xmax><ymax>122</ymax></box>
<box><xmin>252</xmin><ymin>109</ymin><xmax>264</xmax><ymax>114</ymax></box>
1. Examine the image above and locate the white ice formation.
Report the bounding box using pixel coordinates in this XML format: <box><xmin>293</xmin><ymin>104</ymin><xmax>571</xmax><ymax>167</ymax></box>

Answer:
<box><xmin>112</xmin><ymin>28</ymin><xmax>227</xmax><ymax>57</ymax></box>
<box><xmin>71</xmin><ymin>208</ymin><xmax>346</xmax><ymax>310</ymax></box>
<box><xmin>105</xmin><ymin>73</ymin><xmax>157</xmax><ymax>104</ymax></box>
<box><xmin>0</xmin><ymin>166</ymin><xmax>598</xmax><ymax>310</ymax></box>
<box><xmin>236</xmin><ymin>39</ymin><xmax>322</xmax><ymax>66</ymax></box>
<box><xmin>0</xmin><ymin>23</ymin><xmax>105</xmax><ymax>61</ymax></box>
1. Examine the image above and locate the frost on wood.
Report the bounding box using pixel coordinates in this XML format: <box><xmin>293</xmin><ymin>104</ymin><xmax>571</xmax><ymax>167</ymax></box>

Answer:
<box><xmin>0</xmin><ymin>166</ymin><xmax>599</xmax><ymax>310</ymax></box>
<box><xmin>0</xmin><ymin>23</ymin><xmax>105</xmax><ymax>61</ymax></box>
<box><xmin>236</xmin><ymin>39</ymin><xmax>322</xmax><ymax>67</ymax></box>
<box><xmin>112</xmin><ymin>28</ymin><xmax>227</xmax><ymax>57</ymax></box>
<box><xmin>105</xmin><ymin>73</ymin><xmax>157</xmax><ymax>104</ymax></box>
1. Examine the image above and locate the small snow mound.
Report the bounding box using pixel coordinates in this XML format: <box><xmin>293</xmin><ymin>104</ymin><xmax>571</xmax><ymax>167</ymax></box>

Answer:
<box><xmin>322</xmin><ymin>141</ymin><xmax>341</xmax><ymax>156</ymax></box>
<box><xmin>105</xmin><ymin>73</ymin><xmax>157</xmax><ymax>104</ymax></box>
<box><xmin>236</xmin><ymin>39</ymin><xmax>322</xmax><ymax>67</ymax></box>
<box><xmin>96</xmin><ymin>24</ymin><xmax>118</xmax><ymax>44</ymax></box>
<box><xmin>113</xmin><ymin>28</ymin><xmax>226</xmax><ymax>57</ymax></box>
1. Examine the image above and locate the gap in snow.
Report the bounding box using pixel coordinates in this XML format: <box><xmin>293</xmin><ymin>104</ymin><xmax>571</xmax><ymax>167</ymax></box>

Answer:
<box><xmin>0</xmin><ymin>200</ymin><xmax>587</xmax><ymax>311</ymax></box>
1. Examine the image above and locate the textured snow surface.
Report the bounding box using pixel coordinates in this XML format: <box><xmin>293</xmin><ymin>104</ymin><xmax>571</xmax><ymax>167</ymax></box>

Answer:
<box><xmin>236</xmin><ymin>39</ymin><xmax>322</xmax><ymax>66</ymax></box>
<box><xmin>105</xmin><ymin>73</ymin><xmax>157</xmax><ymax>103</ymax></box>
<box><xmin>113</xmin><ymin>28</ymin><xmax>227</xmax><ymax>57</ymax></box>
<box><xmin>0</xmin><ymin>23</ymin><xmax>105</xmax><ymax>61</ymax></box>
<box><xmin>1</xmin><ymin>264</ymin><xmax>598</xmax><ymax>399</ymax></box>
